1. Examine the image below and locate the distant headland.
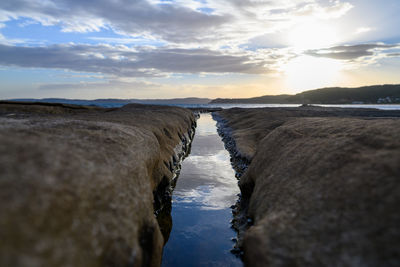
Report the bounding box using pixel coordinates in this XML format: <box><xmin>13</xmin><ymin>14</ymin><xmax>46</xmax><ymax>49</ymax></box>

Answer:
<box><xmin>211</xmin><ymin>84</ymin><xmax>400</xmax><ymax>104</ymax></box>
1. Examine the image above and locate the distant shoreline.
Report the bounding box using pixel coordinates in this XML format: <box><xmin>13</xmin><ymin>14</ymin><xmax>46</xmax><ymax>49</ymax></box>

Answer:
<box><xmin>6</xmin><ymin>84</ymin><xmax>400</xmax><ymax>106</ymax></box>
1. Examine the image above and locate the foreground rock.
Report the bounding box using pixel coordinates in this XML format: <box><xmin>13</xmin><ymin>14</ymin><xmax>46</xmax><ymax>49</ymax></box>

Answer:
<box><xmin>0</xmin><ymin>102</ymin><xmax>195</xmax><ymax>267</ymax></box>
<box><xmin>216</xmin><ymin>106</ymin><xmax>400</xmax><ymax>267</ymax></box>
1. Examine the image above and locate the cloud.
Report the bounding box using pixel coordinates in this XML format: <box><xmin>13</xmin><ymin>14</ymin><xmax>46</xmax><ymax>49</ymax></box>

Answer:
<box><xmin>275</xmin><ymin>1</ymin><xmax>353</xmax><ymax>19</ymax></box>
<box><xmin>37</xmin><ymin>79</ymin><xmax>160</xmax><ymax>91</ymax></box>
<box><xmin>355</xmin><ymin>27</ymin><xmax>372</xmax><ymax>34</ymax></box>
<box><xmin>305</xmin><ymin>43</ymin><xmax>400</xmax><ymax>60</ymax></box>
<box><xmin>0</xmin><ymin>32</ymin><xmax>27</xmax><ymax>45</ymax></box>
<box><xmin>86</xmin><ymin>37</ymin><xmax>164</xmax><ymax>45</ymax></box>
<box><xmin>199</xmin><ymin>0</ymin><xmax>354</xmax><ymax>46</ymax></box>
<box><xmin>0</xmin><ymin>0</ymin><xmax>353</xmax><ymax>46</ymax></box>
<box><xmin>0</xmin><ymin>43</ymin><xmax>271</xmax><ymax>77</ymax></box>
<box><xmin>0</xmin><ymin>0</ymin><xmax>230</xmax><ymax>44</ymax></box>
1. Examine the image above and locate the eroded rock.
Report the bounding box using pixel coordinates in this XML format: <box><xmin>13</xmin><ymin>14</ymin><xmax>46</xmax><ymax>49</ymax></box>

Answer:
<box><xmin>0</xmin><ymin>102</ymin><xmax>195</xmax><ymax>267</ymax></box>
<box><xmin>216</xmin><ymin>107</ymin><xmax>400</xmax><ymax>267</ymax></box>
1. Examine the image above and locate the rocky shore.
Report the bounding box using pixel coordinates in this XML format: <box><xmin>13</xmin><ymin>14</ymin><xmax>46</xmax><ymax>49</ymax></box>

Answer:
<box><xmin>0</xmin><ymin>102</ymin><xmax>196</xmax><ymax>267</ymax></box>
<box><xmin>215</xmin><ymin>106</ymin><xmax>400</xmax><ymax>267</ymax></box>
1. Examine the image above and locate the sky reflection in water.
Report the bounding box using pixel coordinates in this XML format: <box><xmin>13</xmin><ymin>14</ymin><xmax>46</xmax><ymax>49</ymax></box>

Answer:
<box><xmin>162</xmin><ymin>114</ymin><xmax>242</xmax><ymax>267</ymax></box>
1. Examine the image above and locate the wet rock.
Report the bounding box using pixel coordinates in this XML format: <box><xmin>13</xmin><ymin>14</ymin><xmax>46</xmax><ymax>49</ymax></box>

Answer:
<box><xmin>230</xmin><ymin>247</ymin><xmax>242</xmax><ymax>256</ymax></box>
<box><xmin>216</xmin><ymin>107</ymin><xmax>400</xmax><ymax>267</ymax></box>
<box><xmin>212</xmin><ymin>112</ymin><xmax>250</xmax><ymax>177</ymax></box>
<box><xmin>0</xmin><ymin>102</ymin><xmax>196</xmax><ymax>267</ymax></box>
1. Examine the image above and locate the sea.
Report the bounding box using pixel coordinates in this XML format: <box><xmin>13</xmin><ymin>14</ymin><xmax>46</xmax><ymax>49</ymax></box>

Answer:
<box><xmin>167</xmin><ymin>103</ymin><xmax>400</xmax><ymax>110</ymax></box>
<box><xmin>11</xmin><ymin>99</ymin><xmax>400</xmax><ymax>110</ymax></box>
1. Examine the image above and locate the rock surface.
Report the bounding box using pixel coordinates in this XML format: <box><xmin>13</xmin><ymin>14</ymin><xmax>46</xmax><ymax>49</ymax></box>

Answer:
<box><xmin>0</xmin><ymin>102</ymin><xmax>195</xmax><ymax>267</ymax></box>
<box><xmin>216</xmin><ymin>106</ymin><xmax>400</xmax><ymax>267</ymax></box>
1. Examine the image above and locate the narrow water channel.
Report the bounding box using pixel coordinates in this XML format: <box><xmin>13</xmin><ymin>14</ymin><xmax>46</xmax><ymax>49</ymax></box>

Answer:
<box><xmin>161</xmin><ymin>113</ymin><xmax>242</xmax><ymax>267</ymax></box>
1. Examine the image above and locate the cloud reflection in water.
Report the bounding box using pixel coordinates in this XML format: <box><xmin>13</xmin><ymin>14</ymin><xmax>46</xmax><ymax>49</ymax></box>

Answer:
<box><xmin>162</xmin><ymin>113</ymin><xmax>242</xmax><ymax>267</ymax></box>
<box><xmin>172</xmin><ymin>120</ymin><xmax>239</xmax><ymax>210</ymax></box>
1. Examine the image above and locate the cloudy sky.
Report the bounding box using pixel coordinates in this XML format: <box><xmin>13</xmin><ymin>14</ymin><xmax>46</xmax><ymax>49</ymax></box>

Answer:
<box><xmin>0</xmin><ymin>0</ymin><xmax>399</xmax><ymax>99</ymax></box>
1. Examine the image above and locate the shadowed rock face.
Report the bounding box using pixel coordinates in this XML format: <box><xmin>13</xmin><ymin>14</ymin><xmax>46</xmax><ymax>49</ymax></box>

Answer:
<box><xmin>216</xmin><ymin>106</ymin><xmax>400</xmax><ymax>267</ymax></box>
<box><xmin>0</xmin><ymin>102</ymin><xmax>195</xmax><ymax>267</ymax></box>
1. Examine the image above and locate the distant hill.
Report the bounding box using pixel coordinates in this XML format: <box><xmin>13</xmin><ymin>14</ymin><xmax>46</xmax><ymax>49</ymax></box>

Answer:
<box><xmin>10</xmin><ymin>97</ymin><xmax>211</xmax><ymax>107</ymax></box>
<box><xmin>211</xmin><ymin>84</ymin><xmax>400</xmax><ymax>104</ymax></box>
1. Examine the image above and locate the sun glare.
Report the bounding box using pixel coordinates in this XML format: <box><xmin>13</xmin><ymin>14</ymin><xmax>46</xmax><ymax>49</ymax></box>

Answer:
<box><xmin>283</xmin><ymin>55</ymin><xmax>343</xmax><ymax>93</ymax></box>
<box><xmin>287</xmin><ymin>21</ymin><xmax>339</xmax><ymax>50</ymax></box>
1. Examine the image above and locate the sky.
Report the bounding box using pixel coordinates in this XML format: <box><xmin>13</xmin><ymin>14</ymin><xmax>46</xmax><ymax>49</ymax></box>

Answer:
<box><xmin>0</xmin><ymin>0</ymin><xmax>399</xmax><ymax>99</ymax></box>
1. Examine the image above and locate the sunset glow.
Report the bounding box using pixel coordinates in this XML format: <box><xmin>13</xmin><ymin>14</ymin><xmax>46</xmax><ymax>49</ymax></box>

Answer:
<box><xmin>287</xmin><ymin>22</ymin><xmax>339</xmax><ymax>50</ymax></box>
<box><xmin>284</xmin><ymin>55</ymin><xmax>343</xmax><ymax>92</ymax></box>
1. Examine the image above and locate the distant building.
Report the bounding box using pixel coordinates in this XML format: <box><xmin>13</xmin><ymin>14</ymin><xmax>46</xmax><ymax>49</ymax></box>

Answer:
<box><xmin>377</xmin><ymin>97</ymin><xmax>394</xmax><ymax>104</ymax></box>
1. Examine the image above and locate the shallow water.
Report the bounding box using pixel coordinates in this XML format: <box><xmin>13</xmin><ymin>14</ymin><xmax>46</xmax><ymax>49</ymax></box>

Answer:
<box><xmin>161</xmin><ymin>113</ymin><xmax>242</xmax><ymax>267</ymax></box>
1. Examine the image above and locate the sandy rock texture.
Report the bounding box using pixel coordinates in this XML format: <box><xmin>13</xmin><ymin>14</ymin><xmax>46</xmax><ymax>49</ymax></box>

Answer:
<box><xmin>216</xmin><ymin>106</ymin><xmax>400</xmax><ymax>267</ymax></box>
<box><xmin>0</xmin><ymin>102</ymin><xmax>195</xmax><ymax>267</ymax></box>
